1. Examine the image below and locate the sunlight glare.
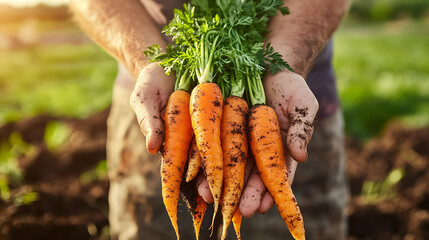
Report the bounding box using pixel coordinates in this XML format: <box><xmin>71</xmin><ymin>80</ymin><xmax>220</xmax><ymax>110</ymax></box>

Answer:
<box><xmin>0</xmin><ymin>0</ymin><xmax>69</xmax><ymax>7</ymax></box>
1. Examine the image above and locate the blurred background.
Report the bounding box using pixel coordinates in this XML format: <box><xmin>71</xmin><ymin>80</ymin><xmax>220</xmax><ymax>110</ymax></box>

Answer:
<box><xmin>0</xmin><ymin>0</ymin><xmax>428</xmax><ymax>239</ymax></box>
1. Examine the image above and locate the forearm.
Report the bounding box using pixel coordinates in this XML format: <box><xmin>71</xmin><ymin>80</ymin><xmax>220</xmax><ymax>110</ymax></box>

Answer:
<box><xmin>267</xmin><ymin>0</ymin><xmax>350</xmax><ymax>77</ymax></box>
<box><xmin>70</xmin><ymin>0</ymin><xmax>166</xmax><ymax>78</ymax></box>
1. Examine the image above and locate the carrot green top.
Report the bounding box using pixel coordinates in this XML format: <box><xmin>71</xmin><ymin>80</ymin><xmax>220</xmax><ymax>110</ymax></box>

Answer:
<box><xmin>144</xmin><ymin>0</ymin><xmax>293</xmax><ymax>105</ymax></box>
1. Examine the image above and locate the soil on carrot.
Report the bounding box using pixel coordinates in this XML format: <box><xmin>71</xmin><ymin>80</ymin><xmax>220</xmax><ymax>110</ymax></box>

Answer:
<box><xmin>0</xmin><ymin>110</ymin><xmax>428</xmax><ymax>240</ymax></box>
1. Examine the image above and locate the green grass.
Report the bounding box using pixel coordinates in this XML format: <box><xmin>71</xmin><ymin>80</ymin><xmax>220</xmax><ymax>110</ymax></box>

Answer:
<box><xmin>333</xmin><ymin>19</ymin><xmax>429</xmax><ymax>138</ymax></box>
<box><xmin>0</xmin><ymin>43</ymin><xmax>117</xmax><ymax>124</ymax></box>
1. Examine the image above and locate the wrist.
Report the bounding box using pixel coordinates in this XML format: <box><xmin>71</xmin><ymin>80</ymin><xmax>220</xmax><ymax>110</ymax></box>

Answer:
<box><xmin>264</xmin><ymin>66</ymin><xmax>302</xmax><ymax>84</ymax></box>
<box><xmin>121</xmin><ymin>43</ymin><xmax>160</xmax><ymax>80</ymax></box>
<box><xmin>265</xmin><ymin>36</ymin><xmax>322</xmax><ymax>78</ymax></box>
<box><xmin>130</xmin><ymin>60</ymin><xmax>148</xmax><ymax>80</ymax></box>
<box><xmin>264</xmin><ymin>0</ymin><xmax>349</xmax><ymax>78</ymax></box>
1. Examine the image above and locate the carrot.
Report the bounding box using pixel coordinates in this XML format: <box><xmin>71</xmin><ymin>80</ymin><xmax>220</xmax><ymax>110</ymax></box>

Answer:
<box><xmin>180</xmin><ymin>177</ymin><xmax>207</xmax><ymax>240</ymax></box>
<box><xmin>189</xmin><ymin>82</ymin><xmax>223</xmax><ymax>229</ymax></box>
<box><xmin>220</xmin><ymin>96</ymin><xmax>248</xmax><ymax>240</ymax></box>
<box><xmin>161</xmin><ymin>90</ymin><xmax>194</xmax><ymax>240</ymax></box>
<box><xmin>248</xmin><ymin>105</ymin><xmax>305</xmax><ymax>240</ymax></box>
<box><xmin>232</xmin><ymin>209</ymin><xmax>242</xmax><ymax>240</ymax></box>
<box><xmin>191</xmin><ymin>196</ymin><xmax>207</xmax><ymax>240</ymax></box>
<box><xmin>144</xmin><ymin>0</ymin><xmax>294</xmax><ymax>236</ymax></box>
<box><xmin>186</xmin><ymin>137</ymin><xmax>202</xmax><ymax>182</ymax></box>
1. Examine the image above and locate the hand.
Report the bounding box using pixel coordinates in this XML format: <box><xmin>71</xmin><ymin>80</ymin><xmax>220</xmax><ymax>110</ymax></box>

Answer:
<box><xmin>193</xmin><ymin>71</ymin><xmax>318</xmax><ymax>217</ymax></box>
<box><xmin>129</xmin><ymin>62</ymin><xmax>175</xmax><ymax>154</ymax></box>
<box><xmin>239</xmin><ymin>70</ymin><xmax>319</xmax><ymax>217</ymax></box>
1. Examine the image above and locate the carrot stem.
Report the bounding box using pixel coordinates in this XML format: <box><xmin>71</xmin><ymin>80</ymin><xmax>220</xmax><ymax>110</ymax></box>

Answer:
<box><xmin>176</xmin><ymin>67</ymin><xmax>192</xmax><ymax>91</ymax></box>
<box><xmin>246</xmin><ymin>69</ymin><xmax>266</xmax><ymax>106</ymax></box>
<box><xmin>196</xmin><ymin>33</ymin><xmax>220</xmax><ymax>84</ymax></box>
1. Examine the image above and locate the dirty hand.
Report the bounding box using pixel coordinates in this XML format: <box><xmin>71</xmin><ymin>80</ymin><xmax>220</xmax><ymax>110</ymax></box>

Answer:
<box><xmin>129</xmin><ymin>62</ymin><xmax>174</xmax><ymax>154</ymax></box>
<box><xmin>239</xmin><ymin>70</ymin><xmax>319</xmax><ymax>217</ymax></box>
<box><xmin>196</xmin><ymin>71</ymin><xmax>319</xmax><ymax>213</ymax></box>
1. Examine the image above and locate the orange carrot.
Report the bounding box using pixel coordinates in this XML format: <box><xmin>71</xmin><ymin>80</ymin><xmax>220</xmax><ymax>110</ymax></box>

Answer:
<box><xmin>186</xmin><ymin>137</ymin><xmax>202</xmax><ymax>182</ymax></box>
<box><xmin>248</xmin><ymin>105</ymin><xmax>305</xmax><ymax>240</ymax></box>
<box><xmin>192</xmin><ymin>196</ymin><xmax>207</xmax><ymax>240</ymax></box>
<box><xmin>232</xmin><ymin>209</ymin><xmax>242</xmax><ymax>240</ymax></box>
<box><xmin>181</xmin><ymin>177</ymin><xmax>207</xmax><ymax>240</ymax></box>
<box><xmin>220</xmin><ymin>96</ymin><xmax>248</xmax><ymax>240</ymax></box>
<box><xmin>161</xmin><ymin>90</ymin><xmax>194</xmax><ymax>240</ymax></box>
<box><xmin>189</xmin><ymin>82</ymin><xmax>223</xmax><ymax>228</ymax></box>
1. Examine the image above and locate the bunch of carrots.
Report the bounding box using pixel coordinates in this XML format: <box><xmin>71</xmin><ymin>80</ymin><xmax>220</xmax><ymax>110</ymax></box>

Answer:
<box><xmin>145</xmin><ymin>0</ymin><xmax>305</xmax><ymax>240</ymax></box>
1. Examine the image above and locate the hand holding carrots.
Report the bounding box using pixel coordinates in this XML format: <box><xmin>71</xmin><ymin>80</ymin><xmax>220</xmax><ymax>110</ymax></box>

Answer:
<box><xmin>129</xmin><ymin>67</ymin><xmax>316</xmax><ymax>239</ymax></box>
<box><xmin>240</xmin><ymin>70</ymin><xmax>318</xmax><ymax>218</ymax></box>
<box><xmin>140</xmin><ymin>1</ymin><xmax>311</xmax><ymax>239</ymax></box>
<box><xmin>196</xmin><ymin>71</ymin><xmax>318</xmax><ymax>218</ymax></box>
<box><xmin>264</xmin><ymin>70</ymin><xmax>319</xmax><ymax>163</ymax></box>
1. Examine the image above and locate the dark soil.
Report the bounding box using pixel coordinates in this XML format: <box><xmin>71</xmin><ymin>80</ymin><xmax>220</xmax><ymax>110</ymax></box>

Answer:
<box><xmin>346</xmin><ymin>123</ymin><xmax>429</xmax><ymax>240</ymax></box>
<box><xmin>0</xmin><ymin>110</ymin><xmax>110</xmax><ymax>240</ymax></box>
<box><xmin>0</xmin><ymin>111</ymin><xmax>428</xmax><ymax>240</ymax></box>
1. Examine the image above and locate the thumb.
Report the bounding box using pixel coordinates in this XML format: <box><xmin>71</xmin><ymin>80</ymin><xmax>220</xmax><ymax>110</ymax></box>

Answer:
<box><xmin>130</xmin><ymin>87</ymin><xmax>164</xmax><ymax>154</ymax></box>
<box><xmin>285</xmin><ymin>88</ymin><xmax>318</xmax><ymax>162</ymax></box>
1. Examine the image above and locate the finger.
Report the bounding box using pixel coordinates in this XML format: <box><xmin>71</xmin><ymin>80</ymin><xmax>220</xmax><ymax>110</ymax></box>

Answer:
<box><xmin>286</xmin><ymin>158</ymin><xmax>298</xmax><ymax>185</ymax></box>
<box><xmin>244</xmin><ymin>153</ymin><xmax>255</xmax><ymax>183</ymax></box>
<box><xmin>197</xmin><ymin>173</ymin><xmax>213</xmax><ymax>204</ymax></box>
<box><xmin>239</xmin><ymin>167</ymin><xmax>265</xmax><ymax>218</ymax></box>
<box><xmin>130</xmin><ymin>86</ymin><xmax>164</xmax><ymax>154</ymax></box>
<box><xmin>285</xmin><ymin>87</ymin><xmax>318</xmax><ymax>162</ymax></box>
<box><xmin>257</xmin><ymin>191</ymin><xmax>274</xmax><ymax>214</ymax></box>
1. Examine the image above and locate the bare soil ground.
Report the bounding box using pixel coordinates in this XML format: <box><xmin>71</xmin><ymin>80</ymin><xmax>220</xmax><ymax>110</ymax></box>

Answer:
<box><xmin>0</xmin><ymin>110</ymin><xmax>428</xmax><ymax>240</ymax></box>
